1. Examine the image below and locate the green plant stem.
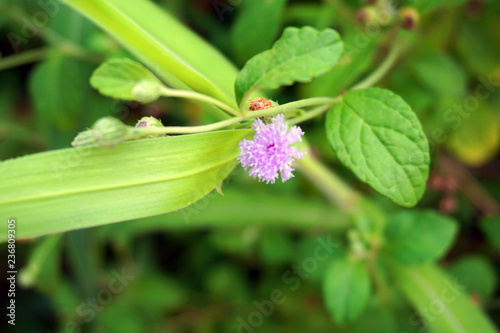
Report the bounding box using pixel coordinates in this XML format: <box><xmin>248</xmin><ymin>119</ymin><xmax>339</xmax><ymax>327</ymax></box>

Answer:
<box><xmin>295</xmin><ymin>151</ymin><xmax>359</xmax><ymax>209</ymax></box>
<box><xmin>392</xmin><ymin>263</ymin><xmax>499</xmax><ymax>333</ymax></box>
<box><xmin>350</xmin><ymin>41</ymin><xmax>404</xmax><ymax>90</ymax></box>
<box><xmin>161</xmin><ymin>87</ymin><xmax>240</xmax><ymax>117</ymax></box>
<box><xmin>245</xmin><ymin>96</ymin><xmax>338</xmax><ymax>118</ymax></box>
<box><xmin>288</xmin><ymin>104</ymin><xmax>333</xmax><ymax>126</ymax></box>
<box><xmin>57</xmin><ymin>42</ymin><xmax>104</xmax><ymax>63</ymax></box>
<box><xmin>0</xmin><ymin>48</ymin><xmax>50</xmax><ymax>71</ymax></box>
<box><xmin>154</xmin><ymin>25</ymin><xmax>401</xmax><ymax>131</ymax></box>
<box><xmin>369</xmin><ymin>256</ymin><xmax>391</xmax><ymax>303</ymax></box>
<box><xmin>295</xmin><ymin>145</ymin><xmax>387</xmax><ymax>236</ymax></box>
<box><xmin>0</xmin><ymin>45</ymin><xmax>102</xmax><ymax>72</ymax></box>
<box><xmin>136</xmin><ymin>97</ymin><xmax>339</xmax><ymax>136</ymax></box>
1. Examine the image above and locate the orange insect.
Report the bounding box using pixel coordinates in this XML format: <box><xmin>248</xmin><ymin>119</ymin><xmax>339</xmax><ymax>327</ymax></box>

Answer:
<box><xmin>248</xmin><ymin>98</ymin><xmax>273</xmax><ymax>111</ymax></box>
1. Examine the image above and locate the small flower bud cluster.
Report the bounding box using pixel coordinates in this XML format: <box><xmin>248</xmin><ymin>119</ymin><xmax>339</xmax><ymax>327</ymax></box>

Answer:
<box><xmin>72</xmin><ymin>117</ymin><xmax>131</xmax><ymax>147</ymax></box>
<box><xmin>72</xmin><ymin>116</ymin><xmax>165</xmax><ymax>148</ymax></box>
<box><xmin>135</xmin><ymin>116</ymin><xmax>164</xmax><ymax>128</ymax></box>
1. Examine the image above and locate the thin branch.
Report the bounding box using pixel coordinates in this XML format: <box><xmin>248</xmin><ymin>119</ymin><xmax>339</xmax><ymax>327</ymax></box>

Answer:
<box><xmin>0</xmin><ymin>48</ymin><xmax>50</xmax><ymax>71</ymax></box>
<box><xmin>350</xmin><ymin>40</ymin><xmax>405</xmax><ymax>91</ymax></box>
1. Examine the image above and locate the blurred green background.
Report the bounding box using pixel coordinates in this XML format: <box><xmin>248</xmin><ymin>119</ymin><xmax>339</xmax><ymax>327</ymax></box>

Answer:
<box><xmin>1</xmin><ymin>0</ymin><xmax>500</xmax><ymax>332</ymax></box>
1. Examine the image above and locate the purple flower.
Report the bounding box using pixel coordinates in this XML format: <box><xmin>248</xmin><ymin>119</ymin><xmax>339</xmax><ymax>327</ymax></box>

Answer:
<box><xmin>238</xmin><ymin>114</ymin><xmax>305</xmax><ymax>184</ymax></box>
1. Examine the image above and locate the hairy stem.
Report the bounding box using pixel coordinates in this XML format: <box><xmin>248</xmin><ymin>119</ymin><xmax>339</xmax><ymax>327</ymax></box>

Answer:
<box><xmin>288</xmin><ymin>104</ymin><xmax>333</xmax><ymax>126</ymax></box>
<box><xmin>136</xmin><ymin>97</ymin><xmax>339</xmax><ymax>136</ymax></box>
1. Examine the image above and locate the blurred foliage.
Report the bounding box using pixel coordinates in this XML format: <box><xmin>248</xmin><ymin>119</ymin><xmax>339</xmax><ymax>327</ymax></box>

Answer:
<box><xmin>0</xmin><ymin>0</ymin><xmax>499</xmax><ymax>332</ymax></box>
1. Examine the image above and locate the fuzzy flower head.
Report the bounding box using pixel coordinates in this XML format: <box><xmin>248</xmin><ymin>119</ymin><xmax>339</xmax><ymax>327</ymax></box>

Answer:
<box><xmin>238</xmin><ymin>114</ymin><xmax>305</xmax><ymax>184</ymax></box>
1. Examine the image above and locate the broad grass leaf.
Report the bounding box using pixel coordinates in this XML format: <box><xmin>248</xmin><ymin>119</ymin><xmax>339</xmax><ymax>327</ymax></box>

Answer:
<box><xmin>393</xmin><ymin>264</ymin><xmax>498</xmax><ymax>333</ymax></box>
<box><xmin>63</xmin><ymin>0</ymin><xmax>239</xmax><ymax>107</ymax></box>
<box><xmin>0</xmin><ymin>130</ymin><xmax>252</xmax><ymax>241</ymax></box>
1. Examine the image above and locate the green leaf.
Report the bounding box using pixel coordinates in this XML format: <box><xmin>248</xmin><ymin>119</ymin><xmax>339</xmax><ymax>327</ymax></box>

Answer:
<box><xmin>392</xmin><ymin>263</ymin><xmax>498</xmax><ymax>333</ymax></box>
<box><xmin>90</xmin><ymin>58</ymin><xmax>165</xmax><ymax>103</ymax></box>
<box><xmin>480</xmin><ymin>214</ymin><xmax>500</xmax><ymax>252</ymax></box>
<box><xmin>448</xmin><ymin>255</ymin><xmax>498</xmax><ymax>300</ymax></box>
<box><xmin>323</xmin><ymin>255</ymin><xmax>371</xmax><ymax>324</ymax></box>
<box><xmin>29</xmin><ymin>56</ymin><xmax>87</xmax><ymax>132</ymax></box>
<box><xmin>231</xmin><ymin>0</ymin><xmax>287</xmax><ymax>65</ymax></box>
<box><xmin>18</xmin><ymin>235</ymin><xmax>63</xmax><ymax>292</ymax></box>
<box><xmin>50</xmin><ymin>1</ymin><xmax>98</xmax><ymax>45</ymax></box>
<box><xmin>63</xmin><ymin>0</ymin><xmax>239</xmax><ymax>108</ymax></box>
<box><xmin>325</xmin><ymin>88</ymin><xmax>430</xmax><ymax>207</ymax></box>
<box><xmin>0</xmin><ymin>130</ymin><xmax>252</xmax><ymax>241</ymax></box>
<box><xmin>384</xmin><ymin>210</ymin><xmax>458</xmax><ymax>265</ymax></box>
<box><xmin>235</xmin><ymin>26</ymin><xmax>343</xmax><ymax>104</ymax></box>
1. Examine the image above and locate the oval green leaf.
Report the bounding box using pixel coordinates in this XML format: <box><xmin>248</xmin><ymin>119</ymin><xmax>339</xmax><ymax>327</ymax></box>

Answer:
<box><xmin>90</xmin><ymin>58</ymin><xmax>165</xmax><ymax>103</ymax></box>
<box><xmin>235</xmin><ymin>26</ymin><xmax>343</xmax><ymax>104</ymax></box>
<box><xmin>323</xmin><ymin>255</ymin><xmax>371</xmax><ymax>324</ymax></box>
<box><xmin>448</xmin><ymin>255</ymin><xmax>498</xmax><ymax>300</ymax></box>
<box><xmin>384</xmin><ymin>210</ymin><xmax>458</xmax><ymax>265</ymax></box>
<box><xmin>326</xmin><ymin>88</ymin><xmax>430</xmax><ymax>207</ymax></box>
<box><xmin>0</xmin><ymin>130</ymin><xmax>252</xmax><ymax>241</ymax></box>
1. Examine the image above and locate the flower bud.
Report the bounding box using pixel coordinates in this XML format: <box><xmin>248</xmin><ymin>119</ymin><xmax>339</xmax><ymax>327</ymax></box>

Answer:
<box><xmin>400</xmin><ymin>7</ymin><xmax>419</xmax><ymax>30</ymax></box>
<box><xmin>92</xmin><ymin>117</ymin><xmax>130</xmax><ymax>147</ymax></box>
<box><xmin>135</xmin><ymin>116</ymin><xmax>163</xmax><ymax>128</ymax></box>
<box><xmin>131</xmin><ymin>79</ymin><xmax>162</xmax><ymax>104</ymax></box>
<box><xmin>135</xmin><ymin>116</ymin><xmax>165</xmax><ymax>138</ymax></box>
<box><xmin>356</xmin><ymin>6</ymin><xmax>378</xmax><ymax>25</ymax></box>
<box><xmin>71</xmin><ymin>130</ymin><xmax>96</xmax><ymax>147</ymax></box>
